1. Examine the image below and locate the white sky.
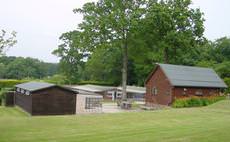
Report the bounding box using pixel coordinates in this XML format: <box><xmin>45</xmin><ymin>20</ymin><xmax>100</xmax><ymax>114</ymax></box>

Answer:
<box><xmin>0</xmin><ymin>0</ymin><xmax>230</xmax><ymax>63</ymax></box>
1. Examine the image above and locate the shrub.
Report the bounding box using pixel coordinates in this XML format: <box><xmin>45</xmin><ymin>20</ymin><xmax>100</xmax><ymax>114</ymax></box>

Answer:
<box><xmin>0</xmin><ymin>88</ymin><xmax>13</xmax><ymax>106</ymax></box>
<box><xmin>0</xmin><ymin>94</ymin><xmax>2</xmax><ymax>106</ymax></box>
<box><xmin>172</xmin><ymin>96</ymin><xmax>226</xmax><ymax>108</ymax></box>
<box><xmin>224</xmin><ymin>77</ymin><xmax>230</xmax><ymax>94</ymax></box>
<box><xmin>172</xmin><ymin>98</ymin><xmax>189</xmax><ymax>108</ymax></box>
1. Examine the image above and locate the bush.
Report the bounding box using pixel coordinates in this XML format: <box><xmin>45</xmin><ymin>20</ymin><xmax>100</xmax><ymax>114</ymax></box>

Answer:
<box><xmin>0</xmin><ymin>88</ymin><xmax>12</xmax><ymax>106</ymax></box>
<box><xmin>172</xmin><ymin>98</ymin><xmax>189</xmax><ymax>108</ymax></box>
<box><xmin>172</xmin><ymin>96</ymin><xmax>226</xmax><ymax>108</ymax></box>
<box><xmin>0</xmin><ymin>94</ymin><xmax>2</xmax><ymax>106</ymax></box>
<box><xmin>224</xmin><ymin>77</ymin><xmax>230</xmax><ymax>94</ymax></box>
<box><xmin>44</xmin><ymin>74</ymin><xmax>68</xmax><ymax>85</ymax></box>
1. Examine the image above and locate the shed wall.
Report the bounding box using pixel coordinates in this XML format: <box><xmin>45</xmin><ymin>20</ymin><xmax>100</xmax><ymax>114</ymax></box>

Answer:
<box><xmin>15</xmin><ymin>92</ymin><xmax>32</xmax><ymax>114</ymax></box>
<box><xmin>32</xmin><ymin>87</ymin><xmax>76</xmax><ymax>115</ymax></box>
<box><xmin>5</xmin><ymin>91</ymin><xmax>15</xmax><ymax>106</ymax></box>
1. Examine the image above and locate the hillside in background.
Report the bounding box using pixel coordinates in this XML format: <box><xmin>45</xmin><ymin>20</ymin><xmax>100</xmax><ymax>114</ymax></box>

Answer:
<box><xmin>0</xmin><ymin>56</ymin><xmax>59</xmax><ymax>79</ymax></box>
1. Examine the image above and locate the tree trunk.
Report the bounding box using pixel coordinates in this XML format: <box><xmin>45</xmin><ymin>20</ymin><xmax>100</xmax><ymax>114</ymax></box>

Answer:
<box><xmin>164</xmin><ymin>47</ymin><xmax>169</xmax><ymax>63</ymax></box>
<box><xmin>122</xmin><ymin>39</ymin><xmax>128</xmax><ymax>101</ymax></box>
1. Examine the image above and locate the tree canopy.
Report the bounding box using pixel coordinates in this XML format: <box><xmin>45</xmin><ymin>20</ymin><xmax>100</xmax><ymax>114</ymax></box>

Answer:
<box><xmin>54</xmin><ymin>0</ymin><xmax>229</xmax><ymax>89</ymax></box>
<box><xmin>0</xmin><ymin>56</ymin><xmax>59</xmax><ymax>79</ymax></box>
<box><xmin>0</xmin><ymin>30</ymin><xmax>17</xmax><ymax>56</ymax></box>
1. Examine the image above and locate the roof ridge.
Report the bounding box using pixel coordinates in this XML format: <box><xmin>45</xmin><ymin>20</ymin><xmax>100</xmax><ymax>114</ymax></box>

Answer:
<box><xmin>158</xmin><ymin>63</ymin><xmax>213</xmax><ymax>70</ymax></box>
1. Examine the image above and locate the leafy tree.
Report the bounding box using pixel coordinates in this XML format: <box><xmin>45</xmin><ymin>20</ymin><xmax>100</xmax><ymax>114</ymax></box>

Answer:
<box><xmin>209</xmin><ymin>37</ymin><xmax>230</xmax><ymax>62</ymax></box>
<box><xmin>73</xmin><ymin>0</ymin><xmax>146</xmax><ymax>100</ymax></box>
<box><xmin>214</xmin><ymin>61</ymin><xmax>230</xmax><ymax>78</ymax></box>
<box><xmin>0</xmin><ymin>30</ymin><xmax>17</xmax><ymax>55</ymax></box>
<box><xmin>143</xmin><ymin>0</ymin><xmax>205</xmax><ymax>64</ymax></box>
<box><xmin>128</xmin><ymin>0</ymin><xmax>206</xmax><ymax>84</ymax></box>
<box><xmin>52</xmin><ymin>31</ymin><xmax>85</xmax><ymax>83</ymax></box>
<box><xmin>0</xmin><ymin>63</ymin><xmax>6</xmax><ymax>78</ymax></box>
<box><xmin>84</xmin><ymin>47</ymin><xmax>122</xmax><ymax>85</ymax></box>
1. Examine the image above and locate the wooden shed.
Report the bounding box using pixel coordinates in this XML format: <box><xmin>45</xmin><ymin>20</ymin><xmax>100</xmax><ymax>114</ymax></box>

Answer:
<box><xmin>15</xmin><ymin>82</ymin><xmax>78</xmax><ymax>115</ymax></box>
<box><xmin>145</xmin><ymin>63</ymin><xmax>227</xmax><ymax>106</ymax></box>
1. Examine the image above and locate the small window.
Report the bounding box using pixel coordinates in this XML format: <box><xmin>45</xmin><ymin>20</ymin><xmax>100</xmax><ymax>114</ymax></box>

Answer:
<box><xmin>25</xmin><ymin>91</ymin><xmax>30</xmax><ymax>95</ymax></box>
<box><xmin>183</xmin><ymin>88</ymin><xmax>187</xmax><ymax>95</ymax></box>
<box><xmin>165</xmin><ymin>91</ymin><xmax>170</xmax><ymax>95</ymax></box>
<box><xmin>195</xmin><ymin>90</ymin><xmax>203</xmax><ymax>96</ymax></box>
<box><xmin>152</xmin><ymin>87</ymin><xmax>157</xmax><ymax>95</ymax></box>
<box><xmin>16</xmin><ymin>88</ymin><xmax>20</xmax><ymax>92</ymax></box>
<box><xmin>21</xmin><ymin>89</ymin><xmax>25</xmax><ymax>94</ymax></box>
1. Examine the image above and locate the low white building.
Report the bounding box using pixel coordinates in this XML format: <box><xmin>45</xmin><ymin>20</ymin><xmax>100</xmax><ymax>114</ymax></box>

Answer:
<box><xmin>117</xmin><ymin>86</ymin><xmax>146</xmax><ymax>101</ymax></box>
<box><xmin>68</xmin><ymin>84</ymin><xmax>117</xmax><ymax>100</ymax></box>
<box><xmin>67</xmin><ymin>84</ymin><xmax>146</xmax><ymax>101</ymax></box>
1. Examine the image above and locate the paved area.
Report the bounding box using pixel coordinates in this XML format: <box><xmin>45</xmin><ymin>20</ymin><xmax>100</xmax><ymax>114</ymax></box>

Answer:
<box><xmin>102</xmin><ymin>103</ymin><xmax>125</xmax><ymax>113</ymax></box>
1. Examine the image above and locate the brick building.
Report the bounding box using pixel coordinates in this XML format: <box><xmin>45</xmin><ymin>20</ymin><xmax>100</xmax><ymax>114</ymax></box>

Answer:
<box><xmin>145</xmin><ymin>64</ymin><xmax>227</xmax><ymax>106</ymax></box>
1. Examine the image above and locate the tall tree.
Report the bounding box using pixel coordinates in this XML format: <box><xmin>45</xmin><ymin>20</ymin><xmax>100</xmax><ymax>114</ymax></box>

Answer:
<box><xmin>84</xmin><ymin>47</ymin><xmax>122</xmax><ymax>85</ymax></box>
<box><xmin>52</xmin><ymin>31</ymin><xmax>86</xmax><ymax>83</ymax></box>
<box><xmin>74</xmin><ymin>0</ymin><xmax>146</xmax><ymax>100</ymax></box>
<box><xmin>143</xmin><ymin>0</ymin><xmax>205</xmax><ymax>63</ymax></box>
<box><xmin>0</xmin><ymin>30</ymin><xmax>17</xmax><ymax>55</ymax></box>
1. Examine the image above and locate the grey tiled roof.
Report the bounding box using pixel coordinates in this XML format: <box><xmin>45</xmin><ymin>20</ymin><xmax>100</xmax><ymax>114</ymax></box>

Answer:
<box><xmin>15</xmin><ymin>82</ymin><xmax>55</xmax><ymax>92</ymax></box>
<box><xmin>158</xmin><ymin>64</ymin><xmax>227</xmax><ymax>88</ymax></box>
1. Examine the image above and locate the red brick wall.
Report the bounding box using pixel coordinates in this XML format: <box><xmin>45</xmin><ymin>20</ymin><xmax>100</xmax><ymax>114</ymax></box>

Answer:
<box><xmin>172</xmin><ymin>87</ymin><xmax>220</xmax><ymax>101</ymax></box>
<box><xmin>145</xmin><ymin>66</ymin><xmax>173</xmax><ymax>105</ymax></box>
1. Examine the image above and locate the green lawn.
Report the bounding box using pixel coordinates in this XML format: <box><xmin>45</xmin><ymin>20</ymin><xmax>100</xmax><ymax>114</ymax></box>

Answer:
<box><xmin>1</xmin><ymin>100</ymin><xmax>230</xmax><ymax>142</ymax></box>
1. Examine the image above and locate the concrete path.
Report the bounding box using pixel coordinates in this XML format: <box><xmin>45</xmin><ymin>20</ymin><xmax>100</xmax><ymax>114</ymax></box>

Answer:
<box><xmin>102</xmin><ymin>103</ymin><xmax>124</xmax><ymax>113</ymax></box>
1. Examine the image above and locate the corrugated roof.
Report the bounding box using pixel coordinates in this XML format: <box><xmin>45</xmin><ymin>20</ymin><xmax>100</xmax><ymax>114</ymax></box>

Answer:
<box><xmin>69</xmin><ymin>84</ymin><xmax>116</xmax><ymax>93</ymax></box>
<box><xmin>158</xmin><ymin>63</ymin><xmax>227</xmax><ymax>88</ymax></box>
<box><xmin>15</xmin><ymin>82</ymin><xmax>56</xmax><ymax>92</ymax></box>
<box><xmin>117</xmin><ymin>86</ymin><xmax>146</xmax><ymax>94</ymax></box>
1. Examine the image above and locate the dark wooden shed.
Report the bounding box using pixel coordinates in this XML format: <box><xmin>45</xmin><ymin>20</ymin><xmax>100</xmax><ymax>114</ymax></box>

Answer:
<box><xmin>145</xmin><ymin>63</ymin><xmax>227</xmax><ymax>106</ymax></box>
<box><xmin>5</xmin><ymin>91</ymin><xmax>15</xmax><ymax>106</ymax></box>
<box><xmin>15</xmin><ymin>82</ymin><xmax>78</xmax><ymax>115</ymax></box>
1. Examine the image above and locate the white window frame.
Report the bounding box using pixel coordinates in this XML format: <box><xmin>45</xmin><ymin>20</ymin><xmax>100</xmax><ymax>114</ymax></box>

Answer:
<box><xmin>152</xmin><ymin>87</ymin><xmax>157</xmax><ymax>95</ymax></box>
<box><xmin>21</xmin><ymin>89</ymin><xmax>25</xmax><ymax>94</ymax></box>
<box><xmin>16</xmin><ymin>87</ymin><xmax>20</xmax><ymax>92</ymax></box>
<box><xmin>25</xmin><ymin>91</ymin><xmax>30</xmax><ymax>95</ymax></box>
<box><xmin>183</xmin><ymin>88</ymin><xmax>187</xmax><ymax>95</ymax></box>
<box><xmin>195</xmin><ymin>90</ymin><xmax>203</xmax><ymax>96</ymax></box>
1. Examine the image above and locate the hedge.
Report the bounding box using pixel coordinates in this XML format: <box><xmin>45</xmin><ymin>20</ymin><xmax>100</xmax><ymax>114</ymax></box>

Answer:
<box><xmin>78</xmin><ymin>80</ymin><xmax>115</xmax><ymax>86</ymax></box>
<box><xmin>0</xmin><ymin>79</ymin><xmax>28</xmax><ymax>90</ymax></box>
<box><xmin>172</xmin><ymin>96</ymin><xmax>226</xmax><ymax>108</ymax></box>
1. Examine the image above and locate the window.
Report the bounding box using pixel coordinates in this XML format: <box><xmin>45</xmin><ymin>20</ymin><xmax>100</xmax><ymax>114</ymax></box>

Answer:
<box><xmin>195</xmin><ymin>90</ymin><xmax>203</xmax><ymax>96</ymax></box>
<box><xmin>152</xmin><ymin>87</ymin><xmax>157</xmax><ymax>95</ymax></box>
<box><xmin>165</xmin><ymin>91</ymin><xmax>170</xmax><ymax>95</ymax></box>
<box><xmin>20</xmin><ymin>89</ymin><xmax>25</xmax><ymax>94</ymax></box>
<box><xmin>85</xmin><ymin>97</ymin><xmax>102</xmax><ymax>109</ymax></box>
<box><xmin>16</xmin><ymin>88</ymin><xmax>20</xmax><ymax>92</ymax></box>
<box><xmin>25</xmin><ymin>91</ymin><xmax>30</xmax><ymax>95</ymax></box>
<box><xmin>183</xmin><ymin>88</ymin><xmax>187</xmax><ymax>95</ymax></box>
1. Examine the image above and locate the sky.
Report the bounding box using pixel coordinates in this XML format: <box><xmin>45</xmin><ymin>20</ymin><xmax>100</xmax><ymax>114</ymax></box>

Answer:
<box><xmin>0</xmin><ymin>0</ymin><xmax>230</xmax><ymax>63</ymax></box>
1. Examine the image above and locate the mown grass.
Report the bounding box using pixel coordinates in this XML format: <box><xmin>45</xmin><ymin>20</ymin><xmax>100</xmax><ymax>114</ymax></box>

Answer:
<box><xmin>0</xmin><ymin>100</ymin><xmax>230</xmax><ymax>142</ymax></box>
